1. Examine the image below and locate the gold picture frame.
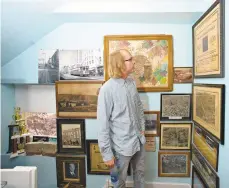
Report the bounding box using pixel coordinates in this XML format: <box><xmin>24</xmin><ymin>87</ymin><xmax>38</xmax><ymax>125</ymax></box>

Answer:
<box><xmin>55</xmin><ymin>81</ymin><xmax>103</xmax><ymax>118</ymax></box>
<box><xmin>104</xmin><ymin>35</ymin><xmax>174</xmax><ymax>92</ymax></box>
<box><xmin>173</xmin><ymin>67</ymin><xmax>193</xmax><ymax>83</ymax></box>
<box><xmin>192</xmin><ymin>84</ymin><xmax>225</xmax><ymax>144</ymax></box>
<box><xmin>193</xmin><ymin>0</ymin><xmax>225</xmax><ymax>78</ymax></box>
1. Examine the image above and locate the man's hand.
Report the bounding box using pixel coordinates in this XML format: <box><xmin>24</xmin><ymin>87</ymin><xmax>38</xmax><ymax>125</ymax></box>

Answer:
<box><xmin>104</xmin><ymin>158</ymin><xmax>115</xmax><ymax>169</ymax></box>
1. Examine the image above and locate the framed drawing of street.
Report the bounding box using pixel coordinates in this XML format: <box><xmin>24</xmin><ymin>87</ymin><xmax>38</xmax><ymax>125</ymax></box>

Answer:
<box><xmin>192</xmin><ymin>84</ymin><xmax>225</xmax><ymax>144</ymax></box>
<box><xmin>174</xmin><ymin>67</ymin><xmax>193</xmax><ymax>83</ymax></box>
<box><xmin>104</xmin><ymin>35</ymin><xmax>174</xmax><ymax>92</ymax></box>
<box><xmin>193</xmin><ymin>0</ymin><xmax>225</xmax><ymax>78</ymax></box>
<box><xmin>193</xmin><ymin>124</ymin><xmax>219</xmax><ymax>171</ymax></box>
<box><xmin>144</xmin><ymin>111</ymin><xmax>160</xmax><ymax>136</ymax></box>
<box><xmin>191</xmin><ymin>165</ymin><xmax>207</xmax><ymax>188</ymax></box>
<box><xmin>57</xmin><ymin>119</ymin><xmax>86</xmax><ymax>154</ymax></box>
<box><xmin>192</xmin><ymin>144</ymin><xmax>219</xmax><ymax>188</ymax></box>
<box><xmin>160</xmin><ymin>94</ymin><xmax>192</xmax><ymax>121</ymax></box>
<box><xmin>158</xmin><ymin>151</ymin><xmax>190</xmax><ymax>177</ymax></box>
<box><xmin>55</xmin><ymin>81</ymin><xmax>103</xmax><ymax>118</ymax></box>
<box><xmin>160</xmin><ymin>123</ymin><xmax>192</xmax><ymax>150</ymax></box>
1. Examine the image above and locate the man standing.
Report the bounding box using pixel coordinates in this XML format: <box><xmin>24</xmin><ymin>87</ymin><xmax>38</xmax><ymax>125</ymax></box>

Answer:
<box><xmin>97</xmin><ymin>49</ymin><xmax>145</xmax><ymax>188</ymax></box>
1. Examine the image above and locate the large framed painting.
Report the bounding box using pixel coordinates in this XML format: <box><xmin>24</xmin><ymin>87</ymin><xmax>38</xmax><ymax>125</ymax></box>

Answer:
<box><xmin>160</xmin><ymin>94</ymin><xmax>192</xmax><ymax>121</ymax></box>
<box><xmin>144</xmin><ymin>111</ymin><xmax>160</xmax><ymax>136</ymax></box>
<box><xmin>191</xmin><ymin>165</ymin><xmax>207</xmax><ymax>188</ymax></box>
<box><xmin>193</xmin><ymin>0</ymin><xmax>225</xmax><ymax>78</ymax></box>
<box><xmin>174</xmin><ymin>67</ymin><xmax>193</xmax><ymax>83</ymax></box>
<box><xmin>192</xmin><ymin>144</ymin><xmax>219</xmax><ymax>188</ymax></box>
<box><xmin>160</xmin><ymin>123</ymin><xmax>192</xmax><ymax>150</ymax></box>
<box><xmin>104</xmin><ymin>35</ymin><xmax>174</xmax><ymax>92</ymax></box>
<box><xmin>193</xmin><ymin>124</ymin><xmax>219</xmax><ymax>171</ymax></box>
<box><xmin>192</xmin><ymin>84</ymin><xmax>225</xmax><ymax>144</ymax></box>
<box><xmin>86</xmin><ymin>140</ymin><xmax>131</xmax><ymax>175</ymax></box>
<box><xmin>158</xmin><ymin>151</ymin><xmax>190</xmax><ymax>177</ymax></box>
<box><xmin>56</xmin><ymin>155</ymin><xmax>86</xmax><ymax>188</ymax></box>
<box><xmin>55</xmin><ymin>81</ymin><xmax>103</xmax><ymax>118</ymax></box>
<box><xmin>57</xmin><ymin>119</ymin><xmax>85</xmax><ymax>154</ymax></box>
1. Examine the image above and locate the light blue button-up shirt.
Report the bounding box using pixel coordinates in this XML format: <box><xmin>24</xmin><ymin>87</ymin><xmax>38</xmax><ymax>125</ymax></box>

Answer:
<box><xmin>97</xmin><ymin>77</ymin><xmax>146</xmax><ymax>162</ymax></box>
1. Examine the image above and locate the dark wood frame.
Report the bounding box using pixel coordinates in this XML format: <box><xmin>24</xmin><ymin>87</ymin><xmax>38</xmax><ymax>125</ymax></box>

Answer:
<box><xmin>104</xmin><ymin>35</ymin><xmax>174</xmax><ymax>92</ymax></box>
<box><xmin>144</xmin><ymin>111</ymin><xmax>160</xmax><ymax>136</ymax></box>
<box><xmin>192</xmin><ymin>84</ymin><xmax>225</xmax><ymax>144</ymax></box>
<box><xmin>55</xmin><ymin>81</ymin><xmax>103</xmax><ymax>118</ymax></box>
<box><xmin>86</xmin><ymin>140</ymin><xmax>131</xmax><ymax>175</ymax></box>
<box><xmin>191</xmin><ymin>165</ymin><xmax>208</xmax><ymax>188</ymax></box>
<box><xmin>193</xmin><ymin>123</ymin><xmax>219</xmax><ymax>172</ymax></box>
<box><xmin>193</xmin><ymin>0</ymin><xmax>225</xmax><ymax>78</ymax></box>
<box><xmin>57</xmin><ymin>118</ymin><xmax>86</xmax><ymax>154</ymax></box>
<box><xmin>160</xmin><ymin>93</ymin><xmax>192</xmax><ymax>121</ymax></box>
<box><xmin>159</xmin><ymin>123</ymin><xmax>192</xmax><ymax>150</ymax></box>
<box><xmin>56</xmin><ymin>154</ymin><xmax>86</xmax><ymax>187</ymax></box>
<box><xmin>173</xmin><ymin>67</ymin><xmax>193</xmax><ymax>84</ymax></box>
<box><xmin>158</xmin><ymin>151</ymin><xmax>191</xmax><ymax>177</ymax></box>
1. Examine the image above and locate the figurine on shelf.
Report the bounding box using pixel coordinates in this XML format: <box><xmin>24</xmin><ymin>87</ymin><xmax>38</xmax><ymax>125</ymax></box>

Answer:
<box><xmin>11</xmin><ymin>107</ymin><xmax>22</xmax><ymax>124</ymax></box>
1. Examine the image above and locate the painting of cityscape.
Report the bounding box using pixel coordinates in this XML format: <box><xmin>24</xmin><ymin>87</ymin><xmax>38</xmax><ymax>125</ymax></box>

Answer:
<box><xmin>158</xmin><ymin>151</ymin><xmax>190</xmax><ymax>177</ymax></box>
<box><xmin>161</xmin><ymin>94</ymin><xmax>192</xmax><ymax>121</ymax></box>
<box><xmin>104</xmin><ymin>35</ymin><xmax>174</xmax><ymax>92</ymax></box>
<box><xmin>22</xmin><ymin>112</ymin><xmax>56</xmax><ymax>136</ymax></box>
<box><xmin>144</xmin><ymin>111</ymin><xmax>160</xmax><ymax>136</ymax></box>
<box><xmin>38</xmin><ymin>49</ymin><xmax>59</xmax><ymax>84</ymax></box>
<box><xmin>59</xmin><ymin>49</ymin><xmax>103</xmax><ymax>81</ymax></box>
<box><xmin>56</xmin><ymin>81</ymin><xmax>103</xmax><ymax>118</ymax></box>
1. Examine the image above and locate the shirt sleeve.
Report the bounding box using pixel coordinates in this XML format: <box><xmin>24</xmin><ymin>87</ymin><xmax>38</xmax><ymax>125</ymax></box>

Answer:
<box><xmin>97</xmin><ymin>86</ymin><xmax>114</xmax><ymax>162</ymax></box>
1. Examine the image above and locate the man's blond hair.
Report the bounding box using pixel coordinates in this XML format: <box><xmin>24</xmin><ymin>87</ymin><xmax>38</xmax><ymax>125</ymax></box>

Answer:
<box><xmin>109</xmin><ymin>50</ymin><xmax>127</xmax><ymax>78</ymax></box>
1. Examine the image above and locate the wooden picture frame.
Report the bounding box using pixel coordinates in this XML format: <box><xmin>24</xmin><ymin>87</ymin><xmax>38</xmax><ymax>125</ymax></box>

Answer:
<box><xmin>104</xmin><ymin>35</ymin><xmax>174</xmax><ymax>92</ymax></box>
<box><xmin>160</xmin><ymin>123</ymin><xmax>192</xmax><ymax>150</ymax></box>
<box><xmin>158</xmin><ymin>151</ymin><xmax>190</xmax><ymax>177</ymax></box>
<box><xmin>173</xmin><ymin>67</ymin><xmax>193</xmax><ymax>83</ymax></box>
<box><xmin>160</xmin><ymin>94</ymin><xmax>192</xmax><ymax>121</ymax></box>
<box><xmin>192</xmin><ymin>144</ymin><xmax>219</xmax><ymax>188</ymax></box>
<box><xmin>193</xmin><ymin>0</ymin><xmax>225</xmax><ymax>78</ymax></box>
<box><xmin>193</xmin><ymin>124</ymin><xmax>219</xmax><ymax>171</ymax></box>
<box><xmin>192</xmin><ymin>84</ymin><xmax>225</xmax><ymax>144</ymax></box>
<box><xmin>191</xmin><ymin>165</ymin><xmax>207</xmax><ymax>188</ymax></box>
<box><xmin>144</xmin><ymin>111</ymin><xmax>160</xmax><ymax>136</ymax></box>
<box><xmin>56</xmin><ymin>155</ymin><xmax>86</xmax><ymax>187</ymax></box>
<box><xmin>55</xmin><ymin>81</ymin><xmax>103</xmax><ymax>118</ymax></box>
<box><xmin>145</xmin><ymin>136</ymin><xmax>156</xmax><ymax>152</ymax></box>
<box><xmin>57</xmin><ymin>119</ymin><xmax>86</xmax><ymax>154</ymax></box>
<box><xmin>86</xmin><ymin>140</ymin><xmax>131</xmax><ymax>175</ymax></box>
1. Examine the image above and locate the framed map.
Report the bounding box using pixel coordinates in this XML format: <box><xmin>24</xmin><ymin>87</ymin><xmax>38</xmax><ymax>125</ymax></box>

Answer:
<box><xmin>193</xmin><ymin>0</ymin><xmax>225</xmax><ymax>78</ymax></box>
<box><xmin>104</xmin><ymin>35</ymin><xmax>174</xmax><ymax>92</ymax></box>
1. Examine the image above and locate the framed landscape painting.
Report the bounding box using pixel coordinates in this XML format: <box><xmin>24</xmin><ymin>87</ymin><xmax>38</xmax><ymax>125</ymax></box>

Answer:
<box><xmin>104</xmin><ymin>35</ymin><xmax>174</xmax><ymax>92</ymax></box>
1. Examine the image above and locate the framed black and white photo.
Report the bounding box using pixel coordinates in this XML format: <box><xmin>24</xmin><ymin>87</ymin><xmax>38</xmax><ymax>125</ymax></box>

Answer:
<box><xmin>160</xmin><ymin>94</ymin><xmax>192</xmax><ymax>121</ymax></box>
<box><xmin>144</xmin><ymin>111</ymin><xmax>160</xmax><ymax>136</ymax></box>
<box><xmin>57</xmin><ymin>119</ymin><xmax>86</xmax><ymax>154</ymax></box>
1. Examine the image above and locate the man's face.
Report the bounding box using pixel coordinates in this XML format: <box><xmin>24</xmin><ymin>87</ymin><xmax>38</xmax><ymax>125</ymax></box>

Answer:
<box><xmin>120</xmin><ymin>50</ymin><xmax>134</xmax><ymax>74</ymax></box>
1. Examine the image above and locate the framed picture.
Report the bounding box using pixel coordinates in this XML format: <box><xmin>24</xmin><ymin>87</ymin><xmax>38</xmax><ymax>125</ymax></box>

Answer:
<box><xmin>55</xmin><ymin>81</ymin><xmax>103</xmax><ymax>118</ymax></box>
<box><xmin>191</xmin><ymin>165</ymin><xmax>207</xmax><ymax>188</ymax></box>
<box><xmin>57</xmin><ymin>119</ymin><xmax>86</xmax><ymax>154</ymax></box>
<box><xmin>192</xmin><ymin>84</ymin><xmax>225</xmax><ymax>143</ymax></box>
<box><xmin>174</xmin><ymin>67</ymin><xmax>193</xmax><ymax>83</ymax></box>
<box><xmin>193</xmin><ymin>124</ymin><xmax>219</xmax><ymax>171</ymax></box>
<box><xmin>86</xmin><ymin>140</ymin><xmax>131</xmax><ymax>175</ymax></box>
<box><xmin>56</xmin><ymin>155</ymin><xmax>86</xmax><ymax>187</ymax></box>
<box><xmin>160</xmin><ymin>94</ymin><xmax>192</xmax><ymax>121</ymax></box>
<box><xmin>160</xmin><ymin>123</ymin><xmax>192</xmax><ymax>150</ymax></box>
<box><xmin>104</xmin><ymin>35</ymin><xmax>174</xmax><ymax>92</ymax></box>
<box><xmin>144</xmin><ymin>111</ymin><xmax>160</xmax><ymax>136</ymax></box>
<box><xmin>33</xmin><ymin>135</ymin><xmax>49</xmax><ymax>142</ymax></box>
<box><xmin>145</xmin><ymin>136</ymin><xmax>156</xmax><ymax>152</ymax></box>
<box><xmin>158</xmin><ymin>151</ymin><xmax>190</xmax><ymax>177</ymax></box>
<box><xmin>192</xmin><ymin>144</ymin><xmax>219</xmax><ymax>188</ymax></box>
<box><xmin>193</xmin><ymin>0</ymin><xmax>225</xmax><ymax>78</ymax></box>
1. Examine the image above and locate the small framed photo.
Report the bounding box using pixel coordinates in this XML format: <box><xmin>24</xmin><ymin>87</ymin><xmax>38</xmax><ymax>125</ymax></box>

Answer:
<box><xmin>174</xmin><ymin>67</ymin><xmax>193</xmax><ymax>83</ymax></box>
<box><xmin>56</xmin><ymin>155</ymin><xmax>86</xmax><ymax>187</ymax></box>
<box><xmin>160</xmin><ymin>94</ymin><xmax>192</xmax><ymax>121</ymax></box>
<box><xmin>158</xmin><ymin>151</ymin><xmax>190</xmax><ymax>177</ymax></box>
<box><xmin>191</xmin><ymin>165</ymin><xmax>207</xmax><ymax>188</ymax></box>
<box><xmin>145</xmin><ymin>136</ymin><xmax>156</xmax><ymax>152</ymax></box>
<box><xmin>57</xmin><ymin>119</ymin><xmax>86</xmax><ymax>154</ymax></box>
<box><xmin>160</xmin><ymin>123</ymin><xmax>192</xmax><ymax>150</ymax></box>
<box><xmin>144</xmin><ymin>111</ymin><xmax>160</xmax><ymax>136</ymax></box>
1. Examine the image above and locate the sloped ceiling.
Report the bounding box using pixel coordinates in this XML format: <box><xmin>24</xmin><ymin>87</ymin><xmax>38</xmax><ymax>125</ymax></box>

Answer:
<box><xmin>1</xmin><ymin>0</ymin><xmax>215</xmax><ymax>67</ymax></box>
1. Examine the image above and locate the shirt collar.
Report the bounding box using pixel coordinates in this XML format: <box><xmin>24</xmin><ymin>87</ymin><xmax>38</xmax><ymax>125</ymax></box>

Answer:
<box><xmin>113</xmin><ymin>77</ymin><xmax>129</xmax><ymax>86</ymax></box>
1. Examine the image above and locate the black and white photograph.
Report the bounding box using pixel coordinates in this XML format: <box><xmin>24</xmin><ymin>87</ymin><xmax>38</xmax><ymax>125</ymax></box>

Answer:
<box><xmin>62</xmin><ymin>124</ymin><xmax>81</xmax><ymax>149</ymax></box>
<box><xmin>38</xmin><ymin>49</ymin><xmax>59</xmax><ymax>84</ymax></box>
<box><xmin>59</xmin><ymin>49</ymin><xmax>104</xmax><ymax>81</ymax></box>
<box><xmin>144</xmin><ymin>111</ymin><xmax>160</xmax><ymax>136</ymax></box>
<box><xmin>64</xmin><ymin>162</ymin><xmax>79</xmax><ymax>180</ymax></box>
